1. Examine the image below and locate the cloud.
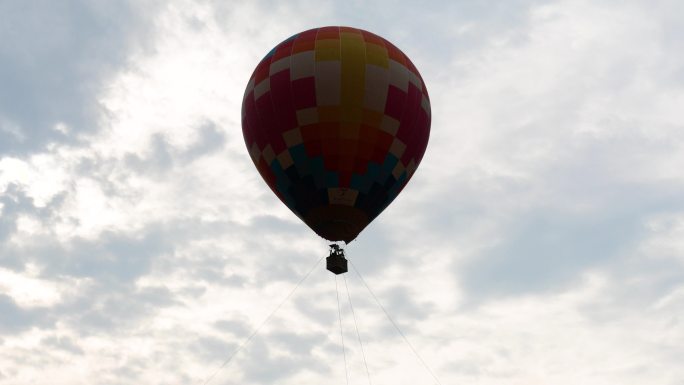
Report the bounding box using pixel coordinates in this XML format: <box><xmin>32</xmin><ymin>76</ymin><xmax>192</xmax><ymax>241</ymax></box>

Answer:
<box><xmin>0</xmin><ymin>0</ymin><xmax>159</xmax><ymax>156</ymax></box>
<box><xmin>0</xmin><ymin>294</ymin><xmax>52</xmax><ymax>333</ymax></box>
<box><xmin>1</xmin><ymin>0</ymin><xmax>683</xmax><ymax>384</ymax></box>
<box><xmin>41</xmin><ymin>335</ymin><xmax>84</xmax><ymax>355</ymax></box>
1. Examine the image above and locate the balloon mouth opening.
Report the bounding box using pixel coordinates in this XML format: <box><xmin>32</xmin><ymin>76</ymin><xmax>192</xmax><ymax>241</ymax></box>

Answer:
<box><xmin>304</xmin><ymin>205</ymin><xmax>369</xmax><ymax>243</ymax></box>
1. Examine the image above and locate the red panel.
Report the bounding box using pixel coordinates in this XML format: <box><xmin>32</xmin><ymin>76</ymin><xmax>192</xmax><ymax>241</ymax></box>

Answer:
<box><xmin>352</xmin><ymin>159</ymin><xmax>368</xmax><ymax>174</ymax></box>
<box><xmin>272</xmin><ymin>39</ymin><xmax>295</xmax><ymax>61</ymax></box>
<box><xmin>339</xmin><ymin>171</ymin><xmax>352</xmax><ymax>187</ymax></box>
<box><xmin>338</xmin><ymin>138</ymin><xmax>358</xmax><ymax>159</ymax></box>
<box><xmin>370</xmin><ymin>147</ymin><xmax>385</xmax><ymax>164</ymax></box>
<box><xmin>316</xmin><ymin>26</ymin><xmax>340</xmax><ymax>39</ymax></box>
<box><xmin>301</xmin><ymin>124</ymin><xmax>321</xmax><ymax>142</ymax></box>
<box><xmin>370</xmin><ymin>131</ymin><xmax>392</xmax><ymax>164</ymax></box>
<box><xmin>305</xmin><ymin>139</ymin><xmax>323</xmax><ymax>157</ymax></box>
<box><xmin>293</xmin><ymin>39</ymin><xmax>315</xmax><ymax>53</ymax></box>
<box><xmin>322</xmin><ymin>138</ymin><xmax>339</xmax><ymax>156</ymax></box>
<box><xmin>376</xmin><ymin>130</ymin><xmax>393</xmax><ymax>150</ymax></box>
<box><xmin>360</xmin><ymin>30</ymin><xmax>385</xmax><ymax>46</ymax></box>
<box><xmin>339</xmin><ymin>26</ymin><xmax>359</xmax><ymax>34</ymax></box>
<box><xmin>324</xmin><ymin>154</ymin><xmax>339</xmax><ymax>171</ymax></box>
<box><xmin>356</xmin><ymin>137</ymin><xmax>374</xmax><ymax>161</ymax></box>
<box><xmin>384</xmin><ymin>85</ymin><xmax>407</xmax><ymax>121</ymax></box>
<box><xmin>358</xmin><ymin>124</ymin><xmax>378</xmax><ymax>146</ymax></box>
<box><xmin>255</xmin><ymin>92</ymin><xmax>278</xmax><ymax>148</ymax></box>
<box><xmin>396</xmin><ymin>82</ymin><xmax>422</xmax><ymax>143</ymax></box>
<box><xmin>401</xmin><ymin>107</ymin><xmax>430</xmax><ymax>165</ymax></box>
<box><xmin>242</xmin><ymin>91</ymin><xmax>257</xmax><ymax>145</ymax></box>
<box><xmin>384</xmin><ymin>41</ymin><xmax>406</xmax><ymax>65</ymax></box>
<box><xmin>269</xmin><ymin>69</ymin><xmax>298</xmax><ymax>152</ymax></box>
<box><xmin>291</xmin><ymin>77</ymin><xmax>317</xmax><ymax>109</ymax></box>
<box><xmin>319</xmin><ymin>122</ymin><xmax>339</xmax><ymax>140</ymax></box>
<box><xmin>292</xmin><ymin>29</ymin><xmax>318</xmax><ymax>53</ymax></box>
<box><xmin>253</xmin><ymin>56</ymin><xmax>272</xmax><ymax>84</ymax></box>
<box><xmin>415</xmin><ymin>111</ymin><xmax>431</xmax><ymax>163</ymax></box>
<box><xmin>406</xmin><ymin>58</ymin><xmax>418</xmax><ymax>75</ymax></box>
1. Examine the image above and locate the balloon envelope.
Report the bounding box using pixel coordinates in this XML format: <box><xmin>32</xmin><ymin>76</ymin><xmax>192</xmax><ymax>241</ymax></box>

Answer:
<box><xmin>242</xmin><ymin>26</ymin><xmax>430</xmax><ymax>243</ymax></box>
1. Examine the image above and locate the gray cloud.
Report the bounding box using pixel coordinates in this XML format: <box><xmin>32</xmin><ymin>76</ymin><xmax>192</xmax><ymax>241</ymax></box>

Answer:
<box><xmin>0</xmin><ymin>0</ymin><xmax>157</xmax><ymax>155</ymax></box>
<box><xmin>453</xmin><ymin>139</ymin><xmax>684</xmax><ymax>300</ymax></box>
<box><xmin>41</xmin><ymin>335</ymin><xmax>84</xmax><ymax>355</ymax></box>
<box><xmin>182</xmin><ymin>121</ymin><xmax>227</xmax><ymax>161</ymax></box>
<box><xmin>192</xmin><ymin>336</ymin><xmax>239</xmax><ymax>363</ymax></box>
<box><xmin>293</xmin><ymin>296</ymin><xmax>336</xmax><ymax>326</ymax></box>
<box><xmin>460</xmin><ymin>210</ymin><xmax>642</xmax><ymax>297</ymax></box>
<box><xmin>214</xmin><ymin>319</ymin><xmax>251</xmax><ymax>336</ymax></box>
<box><xmin>0</xmin><ymin>294</ymin><xmax>52</xmax><ymax>333</ymax></box>
<box><xmin>35</xmin><ymin>228</ymin><xmax>173</xmax><ymax>282</ymax></box>
<box><xmin>238</xmin><ymin>336</ymin><xmax>331</xmax><ymax>384</ymax></box>
<box><xmin>121</xmin><ymin>121</ymin><xmax>227</xmax><ymax>179</ymax></box>
<box><xmin>53</xmin><ymin>282</ymin><xmax>177</xmax><ymax>335</ymax></box>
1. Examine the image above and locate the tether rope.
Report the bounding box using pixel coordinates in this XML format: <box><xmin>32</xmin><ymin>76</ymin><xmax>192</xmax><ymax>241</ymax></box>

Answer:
<box><xmin>349</xmin><ymin>260</ymin><xmax>443</xmax><ymax>385</ymax></box>
<box><xmin>335</xmin><ymin>275</ymin><xmax>350</xmax><ymax>385</ymax></box>
<box><xmin>200</xmin><ymin>254</ymin><xmax>325</xmax><ymax>385</ymax></box>
<box><xmin>343</xmin><ymin>274</ymin><xmax>372</xmax><ymax>385</ymax></box>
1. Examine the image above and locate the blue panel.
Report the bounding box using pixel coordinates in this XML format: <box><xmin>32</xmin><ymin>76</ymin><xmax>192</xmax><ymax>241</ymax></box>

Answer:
<box><xmin>379</xmin><ymin>154</ymin><xmax>399</xmax><ymax>184</ymax></box>
<box><xmin>363</xmin><ymin>163</ymin><xmax>381</xmax><ymax>192</ymax></box>
<box><xmin>290</xmin><ymin>144</ymin><xmax>312</xmax><ymax>177</ymax></box>
<box><xmin>310</xmin><ymin>157</ymin><xmax>326</xmax><ymax>188</ymax></box>
<box><xmin>325</xmin><ymin>172</ymin><xmax>339</xmax><ymax>187</ymax></box>
<box><xmin>387</xmin><ymin>171</ymin><xmax>407</xmax><ymax>202</ymax></box>
<box><xmin>289</xmin><ymin>144</ymin><xmax>307</xmax><ymax>162</ymax></box>
<box><xmin>350</xmin><ymin>174</ymin><xmax>364</xmax><ymax>191</ymax></box>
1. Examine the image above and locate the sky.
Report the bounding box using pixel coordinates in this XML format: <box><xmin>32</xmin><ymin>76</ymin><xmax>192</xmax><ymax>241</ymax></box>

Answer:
<box><xmin>1</xmin><ymin>0</ymin><xmax>683</xmax><ymax>384</ymax></box>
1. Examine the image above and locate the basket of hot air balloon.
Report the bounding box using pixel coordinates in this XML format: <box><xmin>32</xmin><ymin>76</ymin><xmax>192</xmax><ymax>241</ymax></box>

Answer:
<box><xmin>242</xmin><ymin>26</ymin><xmax>430</xmax><ymax>260</ymax></box>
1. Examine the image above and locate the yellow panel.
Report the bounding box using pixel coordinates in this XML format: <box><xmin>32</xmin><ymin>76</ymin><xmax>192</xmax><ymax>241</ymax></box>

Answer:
<box><xmin>277</xmin><ymin>150</ymin><xmax>294</xmax><ymax>169</ymax></box>
<box><xmin>380</xmin><ymin>115</ymin><xmax>400</xmax><ymax>135</ymax></box>
<box><xmin>392</xmin><ymin>160</ymin><xmax>406</xmax><ymax>179</ymax></box>
<box><xmin>296</xmin><ymin>108</ymin><xmax>318</xmax><ymax>126</ymax></box>
<box><xmin>262</xmin><ymin>144</ymin><xmax>275</xmax><ymax>165</ymax></box>
<box><xmin>389</xmin><ymin>137</ymin><xmax>406</xmax><ymax>158</ymax></box>
<box><xmin>340</xmin><ymin>32</ymin><xmax>366</xmax><ymax>123</ymax></box>
<box><xmin>365</xmin><ymin>43</ymin><xmax>389</xmax><ymax>68</ymax></box>
<box><xmin>328</xmin><ymin>188</ymin><xmax>359</xmax><ymax>206</ymax></box>
<box><xmin>282</xmin><ymin>127</ymin><xmax>303</xmax><ymax>147</ymax></box>
<box><xmin>315</xmin><ymin>38</ymin><xmax>341</xmax><ymax>61</ymax></box>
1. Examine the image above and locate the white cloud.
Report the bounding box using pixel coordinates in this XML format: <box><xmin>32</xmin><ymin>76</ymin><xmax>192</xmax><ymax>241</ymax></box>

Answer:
<box><xmin>0</xmin><ymin>266</ymin><xmax>63</xmax><ymax>307</ymax></box>
<box><xmin>0</xmin><ymin>0</ymin><xmax>683</xmax><ymax>384</ymax></box>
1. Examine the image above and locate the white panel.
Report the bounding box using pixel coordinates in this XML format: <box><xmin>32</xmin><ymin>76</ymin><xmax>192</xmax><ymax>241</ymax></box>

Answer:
<box><xmin>296</xmin><ymin>108</ymin><xmax>319</xmax><ymax>126</ymax></box>
<box><xmin>363</xmin><ymin>64</ymin><xmax>389</xmax><ymax>112</ymax></box>
<box><xmin>408</xmin><ymin>71</ymin><xmax>422</xmax><ymax>89</ymax></box>
<box><xmin>290</xmin><ymin>51</ymin><xmax>315</xmax><ymax>80</ymax></box>
<box><xmin>269</xmin><ymin>57</ymin><xmax>290</xmax><ymax>75</ymax></box>
<box><xmin>388</xmin><ymin>59</ymin><xmax>409</xmax><ymax>92</ymax></box>
<box><xmin>254</xmin><ymin>78</ymin><xmax>270</xmax><ymax>100</ymax></box>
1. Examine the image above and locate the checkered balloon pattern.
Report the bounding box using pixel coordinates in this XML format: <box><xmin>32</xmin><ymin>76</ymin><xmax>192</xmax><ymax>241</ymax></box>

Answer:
<box><xmin>242</xmin><ymin>26</ymin><xmax>431</xmax><ymax>243</ymax></box>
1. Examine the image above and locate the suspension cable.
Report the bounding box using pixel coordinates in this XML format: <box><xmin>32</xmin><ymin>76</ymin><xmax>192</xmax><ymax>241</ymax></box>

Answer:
<box><xmin>335</xmin><ymin>275</ymin><xmax>350</xmax><ymax>385</ymax></box>
<box><xmin>200</xmin><ymin>254</ymin><xmax>325</xmax><ymax>385</ymax></box>
<box><xmin>349</xmin><ymin>260</ymin><xmax>443</xmax><ymax>385</ymax></box>
<box><xmin>343</xmin><ymin>274</ymin><xmax>372</xmax><ymax>385</ymax></box>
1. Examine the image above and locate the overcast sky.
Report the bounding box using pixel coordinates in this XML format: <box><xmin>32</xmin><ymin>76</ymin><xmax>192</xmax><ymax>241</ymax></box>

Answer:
<box><xmin>1</xmin><ymin>0</ymin><xmax>683</xmax><ymax>384</ymax></box>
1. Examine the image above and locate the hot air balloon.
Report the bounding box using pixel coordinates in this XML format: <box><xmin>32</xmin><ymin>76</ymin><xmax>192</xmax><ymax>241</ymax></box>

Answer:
<box><xmin>241</xmin><ymin>26</ymin><xmax>430</xmax><ymax>260</ymax></box>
